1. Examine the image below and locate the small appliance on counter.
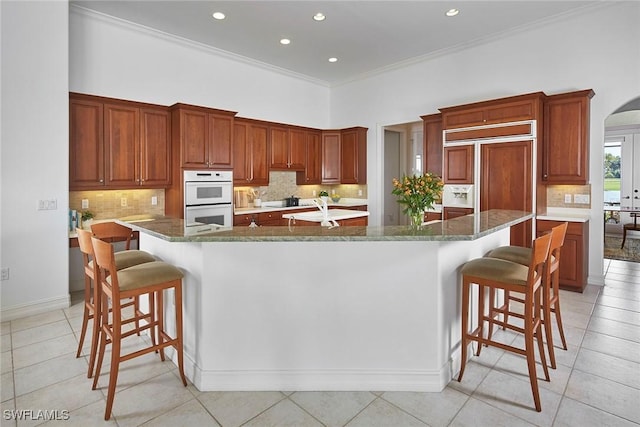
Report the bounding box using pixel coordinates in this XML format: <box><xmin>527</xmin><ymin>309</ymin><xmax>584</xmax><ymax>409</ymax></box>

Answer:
<box><xmin>284</xmin><ymin>196</ymin><xmax>300</xmax><ymax>207</ymax></box>
<box><xmin>234</xmin><ymin>189</ymin><xmax>248</xmax><ymax>208</ymax></box>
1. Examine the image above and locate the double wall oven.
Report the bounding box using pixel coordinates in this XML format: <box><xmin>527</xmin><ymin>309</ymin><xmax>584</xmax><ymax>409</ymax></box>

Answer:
<box><xmin>184</xmin><ymin>170</ymin><xmax>233</xmax><ymax>229</ymax></box>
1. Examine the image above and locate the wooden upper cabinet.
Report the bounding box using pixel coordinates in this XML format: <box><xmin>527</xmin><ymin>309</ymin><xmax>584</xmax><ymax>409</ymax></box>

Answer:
<box><xmin>209</xmin><ymin>113</ymin><xmax>234</xmax><ymax>169</ymax></box>
<box><xmin>270</xmin><ymin>126</ymin><xmax>306</xmax><ymax>170</ymax></box>
<box><xmin>70</xmin><ymin>93</ymin><xmax>171</xmax><ymax>190</ymax></box>
<box><xmin>421</xmin><ymin>113</ymin><xmax>443</xmax><ymax>177</ymax></box>
<box><xmin>104</xmin><ymin>103</ymin><xmax>140</xmax><ymax>188</ymax></box>
<box><xmin>321</xmin><ymin>131</ymin><xmax>341</xmax><ymax>184</ymax></box>
<box><xmin>140</xmin><ymin>108</ymin><xmax>171</xmax><ymax>187</ymax></box>
<box><xmin>340</xmin><ymin>127</ymin><xmax>367</xmax><ymax>184</ymax></box>
<box><xmin>171</xmin><ymin>104</ymin><xmax>236</xmax><ymax>169</ymax></box>
<box><xmin>443</xmin><ymin>145</ymin><xmax>474</xmax><ymax>184</ymax></box>
<box><xmin>542</xmin><ymin>89</ymin><xmax>594</xmax><ymax>184</ymax></box>
<box><xmin>441</xmin><ymin>93</ymin><xmax>543</xmax><ymax>130</ymax></box>
<box><xmin>269</xmin><ymin>125</ymin><xmax>289</xmax><ymax>169</ymax></box>
<box><xmin>296</xmin><ymin>130</ymin><xmax>321</xmax><ymax>185</ymax></box>
<box><xmin>233</xmin><ymin>119</ymin><xmax>269</xmax><ymax>185</ymax></box>
<box><xmin>70</xmin><ymin>97</ymin><xmax>104</xmax><ymax>188</ymax></box>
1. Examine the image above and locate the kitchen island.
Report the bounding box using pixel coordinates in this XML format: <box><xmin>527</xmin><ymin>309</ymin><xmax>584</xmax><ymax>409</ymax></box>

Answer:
<box><xmin>128</xmin><ymin>210</ymin><xmax>532</xmax><ymax>392</ymax></box>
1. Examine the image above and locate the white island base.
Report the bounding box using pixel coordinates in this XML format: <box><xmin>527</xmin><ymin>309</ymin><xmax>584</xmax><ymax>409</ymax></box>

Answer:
<box><xmin>139</xmin><ymin>227</ymin><xmax>510</xmax><ymax>392</ymax></box>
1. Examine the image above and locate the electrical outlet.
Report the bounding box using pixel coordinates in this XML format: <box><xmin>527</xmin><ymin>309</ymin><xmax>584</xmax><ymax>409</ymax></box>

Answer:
<box><xmin>1</xmin><ymin>268</ymin><xmax>9</xmax><ymax>281</ymax></box>
<box><xmin>574</xmin><ymin>194</ymin><xmax>590</xmax><ymax>204</ymax></box>
<box><xmin>151</xmin><ymin>196</ymin><xmax>158</xmax><ymax>206</ymax></box>
<box><xmin>358</xmin><ymin>189</ymin><xmax>363</xmax><ymax>196</ymax></box>
<box><xmin>121</xmin><ymin>197</ymin><xmax>128</xmax><ymax>207</ymax></box>
<box><xmin>312</xmin><ymin>190</ymin><xmax>316</xmax><ymax>196</ymax></box>
<box><xmin>82</xmin><ymin>199</ymin><xmax>89</xmax><ymax>209</ymax></box>
<box><xmin>564</xmin><ymin>194</ymin><xmax>572</xmax><ymax>203</ymax></box>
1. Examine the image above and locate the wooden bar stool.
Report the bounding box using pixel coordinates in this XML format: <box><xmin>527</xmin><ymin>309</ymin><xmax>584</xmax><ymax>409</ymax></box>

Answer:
<box><xmin>485</xmin><ymin>222</ymin><xmax>569</xmax><ymax>369</ymax></box>
<box><xmin>90</xmin><ymin>236</ymin><xmax>187</xmax><ymax>420</ymax></box>
<box><xmin>75</xmin><ymin>227</ymin><xmax>156</xmax><ymax>378</ymax></box>
<box><xmin>458</xmin><ymin>232</ymin><xmax>551</xmax><ymax>412</ymax></box>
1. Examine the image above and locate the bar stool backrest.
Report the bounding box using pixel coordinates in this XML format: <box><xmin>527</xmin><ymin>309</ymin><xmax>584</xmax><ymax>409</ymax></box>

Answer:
<box><xmin>550</xmin><ymin>222</ymin><xmax>568</xmax><ymax>262</ymax></box>
<box><xmin>91</xmin><ymin>236</ymin><xmax>120</xmax><ymax>299</ymax></box>
<box><xmin>528</xmin><ymin>232</ymin><xmax>552</xmax><ymax>292</ymax></box>
<box><xmin>76</xmin><ymin>228</ymin><xmax>95</xmax><ymax>264</ymax></box>
<box><xmin>91</xmin><ymin>222</ymin><xmax>134</xmax><ymax>250</ymax></box>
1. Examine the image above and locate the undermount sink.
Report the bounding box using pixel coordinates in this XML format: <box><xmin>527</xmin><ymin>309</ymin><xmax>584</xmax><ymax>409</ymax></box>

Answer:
<box><xmin>281</xmin><ymin>209</ymin><xmax>369</xmax><ymax>223</ymax></box>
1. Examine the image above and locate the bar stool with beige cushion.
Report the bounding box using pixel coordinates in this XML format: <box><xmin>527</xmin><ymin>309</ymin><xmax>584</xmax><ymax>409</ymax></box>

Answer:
<box><xmin>485</xmin><ymin>222</ymin><xmax>569</xmax><ymax>369</ymax></box>
<box><xmin>75</xmin><ymin>227</ymin><xmax>156</xmax><ymax>378</ymax></box>
<box><xmin>90</xmin><ymin>236</ymin><xmax>187</xmax><ymax>420</ymax></box>
<box><xmin>458</xmin><ymin>232</ymin><xmax>551</xmax><ymax>412</ymax></box>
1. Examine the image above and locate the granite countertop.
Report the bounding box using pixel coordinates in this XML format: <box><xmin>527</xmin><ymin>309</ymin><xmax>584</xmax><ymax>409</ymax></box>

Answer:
<box><xmin>124</xmin><ymin>209</ymin><xmax>533</xmax><ymax>242</ymax></box>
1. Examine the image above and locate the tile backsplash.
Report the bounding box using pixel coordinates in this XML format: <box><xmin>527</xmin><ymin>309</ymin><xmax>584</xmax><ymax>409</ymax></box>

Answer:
<box><xmin>235</xmin><ymin>171</ymin><xmax>368</xmax><ymax>203</ymax></box>
<box><xmin>547</xmin><ymin>184</ymin><xmax>591</xmax><ymax>208</ymax></box>
<box><xmin>69</xmin><ymin>189</ymin><xmax>165</xmax><ymax>219</ymax></box>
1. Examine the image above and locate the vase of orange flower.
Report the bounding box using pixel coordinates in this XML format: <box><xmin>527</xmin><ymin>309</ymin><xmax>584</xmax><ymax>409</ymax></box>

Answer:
<box><xmin>392</xmin><ymin>172</ymin><xmax>444</xmax><ymax>227</ymax></box>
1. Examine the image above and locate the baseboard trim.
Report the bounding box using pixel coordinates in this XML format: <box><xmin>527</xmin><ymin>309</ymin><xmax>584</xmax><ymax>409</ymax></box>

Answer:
<box><xmin>0</xmin><ymin>294</ymin><xmax>70</xmax><ymax>321</ymax></box>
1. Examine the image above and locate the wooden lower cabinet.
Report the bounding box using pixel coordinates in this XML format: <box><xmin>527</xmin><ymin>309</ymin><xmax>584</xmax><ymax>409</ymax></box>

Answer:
<box><xmin>443</xmin><ymin>207</ymin><xmax>474</xmax><ymax>220</ymax></box>
<box><xmin>537</xmin><ymin>219</ymin><xmax>589</xmax><ymax>292</ymax></box>
<box><xmin>424</xmin><ymin>212</ymin><xmax>442</xmax><ymax>222</ymax></box>
<box><xmin>233</xmin><ymin>206</ymin><xmax>369</xmax><ymax>227</ymax></box>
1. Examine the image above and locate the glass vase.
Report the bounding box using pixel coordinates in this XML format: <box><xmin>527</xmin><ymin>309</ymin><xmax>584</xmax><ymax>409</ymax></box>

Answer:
<box><xmin>409</xmin><ymin>212</ymin><xmax>424</xmax><ymax>228</ymax></box>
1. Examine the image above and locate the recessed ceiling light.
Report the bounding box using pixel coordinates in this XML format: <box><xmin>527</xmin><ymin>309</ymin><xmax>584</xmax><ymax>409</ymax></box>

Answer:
<box><xmin>328</xmin><ymin>57</ymin><xmax>338</xmax><ymax>63</ymax></box>
<box><xmin>445</xmin><ymin>8</ymin><xmax>459</xmax><ymax>17</ymax></box>
<box><xmin>313</xmin><ymin>12</ymin><xmax>326</xmax><ymax>21</ymax></box>
<box><xmin>280</xmin><ymin>38</ymin><xmax>291</xmax><ymax>45</ymax></box>
<box><xmin>212</xmin><ymin>12</ymin><xmax>225</xmax><ymax>20</ymax></box>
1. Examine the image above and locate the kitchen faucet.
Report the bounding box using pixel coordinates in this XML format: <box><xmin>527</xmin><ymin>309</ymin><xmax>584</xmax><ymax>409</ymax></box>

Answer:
<box><xmin>312</xmin><ymin>197</ymin><xmax>339</xmax><ymax>228</ymax></box>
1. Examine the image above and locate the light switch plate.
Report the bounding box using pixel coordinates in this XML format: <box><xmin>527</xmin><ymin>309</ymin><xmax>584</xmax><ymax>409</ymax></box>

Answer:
<box><xmin>564</xmin><ymin>194</ymin><xmax>572</xmax><ymax>203</ymax></box>
<box><xmin>82</xmin><ymin>199</ymin><xmax>89</xmax><ymax>209</ymax></box>
<box><xmin>151</xmin><ymin>196</ymin><xmax>158</xmax><ymax>206</ymax></box>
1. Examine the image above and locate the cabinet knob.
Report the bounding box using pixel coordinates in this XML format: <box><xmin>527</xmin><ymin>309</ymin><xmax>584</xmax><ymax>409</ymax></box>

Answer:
<box><xmin>624</xmin><ymin>196</ymin><xmax>631</xmax><ymax>199</ymax></box>
<box><xmin>99</xmin><ymin>179</ymin><xmax>104</xmax><ymax>183</ymax></box>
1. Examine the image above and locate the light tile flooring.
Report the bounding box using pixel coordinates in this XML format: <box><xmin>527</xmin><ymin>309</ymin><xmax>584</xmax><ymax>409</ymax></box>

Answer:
<box><xmin>1</xmin><ymin>259</ymin><xmax>639</xmax><ymax>426</ymax></box>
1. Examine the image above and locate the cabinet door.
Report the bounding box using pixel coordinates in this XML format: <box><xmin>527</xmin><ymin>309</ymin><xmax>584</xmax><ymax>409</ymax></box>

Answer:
<box><xmin>340</xmin><ymin>127</ymin><xmax>367</xmax><ymax>184</ymax></box>
<box><xmin>480</xmin><ymin>140</ymin><xmax>533</xmax><ymax>247</ymax></box>
<box><xmin>209</xmin><ymin>113</ymin><xmax>234</xmax><ymax>169</ymax></box>
<box><xmin>250</xmin><ymin>123</ymin><xmax>269</xmax><ymax>185</ymax></box>
<box><xmin>442</xmin><ymin>96</ymin><xmax>540</xmax><ymax>130</ymax></box>
<box><xmin>422</xmin><ymin>114</ymin><xmax>443</xmax><ymax>177</ymax></box>
<box><xmin>70</xmin><ymin>98</ymin><xmax>104</xmax><ymax>189</ymax></box>
<box><xmin>543</xmin><ymin>89</ymin><xmax>594</xmax><ymax>184</ymax></box>
<box><xmin>269</xmin><ymin>125</ymin><xmax>290</xmax><ymax>169</ymax></box>
<box><xmin>179</xmin><ymin>109</ymin><xmax>208</xmax><ymax>168</ymax></box>
<box><xmin>288</xmin><ymin>128</ymin><xmax>307</xmax><ymax>170</ymax></box>
<box><xmin>322</xmin><ymin>132</ymin><xmax>341</xmax><ymax>184</ymax></box>
<box><xmin>537</xmin><ymin>220</ymin><xmax>587</xmax><ymax>291</ymax></box>
<box><xmin>443</xmin><ymin>207</ymin><xmax>473</xmax><ymax>220</ymax></box>
<box><xmin>104</xmin><ymin>103</ymin><xmax>140</xmax><ymax>188</ymax></box>
<box><xmin>233</xmin><ymin>121</ymin><xmax>250</xmax><ymax>184</ymax></box>
<box><xmin>298</xmin><ymin>131</ymin><xmax>321</xmax><ymax>184</ymax></box>
<box><xmin>443</xmin><ymin>145</ymin><xmax>473</xmax><ymax>184</ymax></box>
<box><xmin>338</xmin><ymin>216</ymin><xmax>368</xmax><ymax>226</ymax></box>
<box><xmin>140</xmin><ymin>108</ymin><xmax>171</xmax><ymax>187</ymax></box>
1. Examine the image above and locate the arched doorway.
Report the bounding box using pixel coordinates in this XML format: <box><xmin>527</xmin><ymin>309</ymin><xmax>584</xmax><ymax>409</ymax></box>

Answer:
<box><xmin>603</xmin><ymin>96</ymin><xmax>640</xmax><ymax>261</ymax></box>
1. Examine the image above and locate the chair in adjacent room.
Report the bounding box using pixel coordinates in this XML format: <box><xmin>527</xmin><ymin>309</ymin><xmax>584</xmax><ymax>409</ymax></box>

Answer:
<box><xmin>74</xmin><ymin>225</ymin><xmax>156</xmax><ymax>378</ymax></box>
<box><xmin>621</xmin><ymin>212</ymin><xmax>640</xmax><ymax>249</ymax></box>
<box><xmin>458</xmin><ymin>232</ymin><xmax>551</xmax><ymax>412</ymax></box>
<box><xmin>91</xmin><ymin>236</ymin><xmax>187</xmax><ymax>420</ymax></box>
<box><xmin>485</xmin><ymin>222</ymin><xmax>569</xmax><ymax>369</ymax></box>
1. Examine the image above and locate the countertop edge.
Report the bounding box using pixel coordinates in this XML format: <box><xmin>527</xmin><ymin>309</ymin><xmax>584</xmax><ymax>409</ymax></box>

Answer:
<box><xmin>124</xmin><ymin>210</ymin><xmax>533</xmax><ymax>243</ymax></box>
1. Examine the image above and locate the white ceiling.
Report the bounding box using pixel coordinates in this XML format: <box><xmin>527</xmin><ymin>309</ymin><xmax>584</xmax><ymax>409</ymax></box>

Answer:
<box><xmin>72</xmin><ymin>0</ymin><xmax>600</xmax><ymax>86</ymax></box>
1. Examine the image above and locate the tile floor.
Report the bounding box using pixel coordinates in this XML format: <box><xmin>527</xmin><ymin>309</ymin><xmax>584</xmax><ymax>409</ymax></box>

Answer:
<box><xmin>1</xmin><ymin>259</ymin><xmax>639</xmax><ymax>426</ymax></box>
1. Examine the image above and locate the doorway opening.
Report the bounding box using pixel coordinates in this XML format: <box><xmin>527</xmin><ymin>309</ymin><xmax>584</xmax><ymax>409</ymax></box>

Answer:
<box><xmin>603</xmin><ymin>96</ymin><xmax>640</xmax><ymax>261</ymax></box>
<box><xmin>382</xmin><ymin>122</ymin><xmax>423</xmax><ymax>225</ymax></box>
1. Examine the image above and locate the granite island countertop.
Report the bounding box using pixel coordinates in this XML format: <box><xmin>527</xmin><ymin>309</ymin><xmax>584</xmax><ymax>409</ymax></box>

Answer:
<box><xmin>124</xmin><ymin>209</ymin><xmax>533</xmax><ymax>242</ymax></box>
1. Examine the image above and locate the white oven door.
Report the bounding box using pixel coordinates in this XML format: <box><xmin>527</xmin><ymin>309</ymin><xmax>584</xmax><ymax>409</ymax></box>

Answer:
<box><xmin>185</xmin><ymin>205</ymin><xmax>232</xmax><ymax>227</ymax></box>
<box><xmin>185</xmin><ymin>181</ymin><xmax>232</xmax><ymax>206</ymax></box>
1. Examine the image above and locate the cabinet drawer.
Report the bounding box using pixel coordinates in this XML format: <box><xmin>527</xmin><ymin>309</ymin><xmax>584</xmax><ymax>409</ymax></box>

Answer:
<box><xmin>234</xmin><ymin>214</ymin><xmax>256</xmax><ymax>226</ymax></box>
<box><xmin>536</xmin><ymin>219</ymin><xmax>583</xmax><ymax>235</ymax></box>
